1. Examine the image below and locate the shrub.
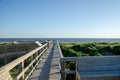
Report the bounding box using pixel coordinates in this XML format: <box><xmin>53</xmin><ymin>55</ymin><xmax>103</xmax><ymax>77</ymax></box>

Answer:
<box><xmin>113</xmin><ymin>45</ymin><xmax>120</xmax><ymax>55</ymax></box>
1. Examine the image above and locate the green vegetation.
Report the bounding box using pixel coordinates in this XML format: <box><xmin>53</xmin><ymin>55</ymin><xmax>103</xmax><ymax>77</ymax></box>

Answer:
<box><xmin>0</xmin><ymin>42</ymin><xmax>38</xmax><ymax>54</ymax></box>
<box><xmin>60</xmin><ymin>42</ymin><xmax>120</xmax><ymax>57</ymax></box>
<box><xmin>0</xmin><ymin>42</ymin><xmax>38</xmax><ymax>67</ymax></box>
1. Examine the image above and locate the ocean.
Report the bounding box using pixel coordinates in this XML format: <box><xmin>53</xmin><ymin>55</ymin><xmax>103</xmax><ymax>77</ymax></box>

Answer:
<box><xmin>0</xmin><ymin>38</ymin><xmax>120</xmax><ymax>43</ymax></box>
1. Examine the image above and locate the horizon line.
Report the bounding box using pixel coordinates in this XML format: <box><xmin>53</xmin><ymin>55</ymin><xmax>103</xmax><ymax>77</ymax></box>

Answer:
<box><xmin>0</xmin><ymin>37</ymin><xmax>120</xmax><ymax>39</ymax></box>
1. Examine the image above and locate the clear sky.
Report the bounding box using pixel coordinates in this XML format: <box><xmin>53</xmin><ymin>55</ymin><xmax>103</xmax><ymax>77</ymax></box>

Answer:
<box><xmin>0</xmin><ymin>0</ymin><xmax>120</xmax><ymax>38</ymax></box>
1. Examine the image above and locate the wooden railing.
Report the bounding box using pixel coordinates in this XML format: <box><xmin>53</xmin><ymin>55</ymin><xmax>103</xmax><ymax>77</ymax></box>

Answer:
<box><xmin>0</xmin><ymin>40</ymin><xmax>52</xmax><ymax>80</ymax></box>
<box><xmin>57</xmin><ymin>41</ymin><xmax>120</xmax><ymax>80</ymax></box>
<box><xmin>57</xmin><ymin>41</ymin><xmax>80</xmax><ymax>80</ymax></box>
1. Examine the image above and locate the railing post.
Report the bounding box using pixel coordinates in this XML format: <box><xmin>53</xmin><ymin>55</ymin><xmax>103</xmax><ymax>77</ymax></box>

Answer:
<box><xmin>4</xmin><ymin>45</ymin><xmax>8</xmax><ymax>64</ymax></box>
<box><xmin>36</xmin><ymin>51</ymin><xmax>39</xmax><ymax>63</ymax></box>
<box><xmin>18</xmin><ymin>61</ymin><xmax>24</xmax><ymax>80</ymax></box>
<box><xmin>42</xmin><ymin>45</ymin><xmax>47</xmax><ymax>58</ymax></box>
<box><xmin>60</xmin><ymin>61</ymin><xmax>66</xmax><ymax>80</ymax></box>
<box><xmin>31</xmin><ymin>55</ymin><xmax>34</xmax><ymax>68</ymax></box>
<box><xmin>22</xmin><ymin>61</ymin><xmax>24</xmax><ymax>79</ymax></box>
<box><xmin>47</xmin><ymin>42</ymin><xmax>49</xmax><ymax>49</ymax></box>
<box><xmin>75</xmin><ymin>61</ymin><xmax>78</xmax><ymax>80</ymax></box>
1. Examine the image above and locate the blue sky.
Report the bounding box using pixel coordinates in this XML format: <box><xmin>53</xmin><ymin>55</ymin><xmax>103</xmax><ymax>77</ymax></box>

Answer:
<box><xmin>0</xmin><ymin>0</ymin><xmax>120</xmax><ymax>38</ymax></box>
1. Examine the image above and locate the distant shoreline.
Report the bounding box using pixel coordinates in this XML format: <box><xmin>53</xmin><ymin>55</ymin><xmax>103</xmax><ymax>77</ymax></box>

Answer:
<box><xmin>0</xmin><ymin>38</ymin><xmax>120</xmax><ymax>43</ymax></box>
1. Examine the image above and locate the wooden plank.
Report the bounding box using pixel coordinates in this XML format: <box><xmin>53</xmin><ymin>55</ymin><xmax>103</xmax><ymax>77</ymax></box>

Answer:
<box><xmin>79</xmin><ymin>71</ymin><xmax>120</xmax><ymax>77</ymax></box>
<box><xmin>60</xmin><ymin>57</ymin><xmax>78</xmax><ymax>61</ymax></box>
<box><xmin>77</xmin><ymin>56</ymin><xmax>120</xmax><ymax>72</ymax></box>
<box><xmin>77</xmin><ymin>56</ymin><xmax>120</xmax><ymax>79</ymax></box>
<box><xmin>61</xmin><ymin>70</ymin><xmax>76</xmax><ymax>74</ymax></box>
<box><xmin>77</xmin><ymin>56</ymin><xmax>120</xmax><ymax>66</ymax></box>
<box><xmin>78</xmin><ymin>65</ymin><xmax>120</xmax><ymax>72</ymax></box>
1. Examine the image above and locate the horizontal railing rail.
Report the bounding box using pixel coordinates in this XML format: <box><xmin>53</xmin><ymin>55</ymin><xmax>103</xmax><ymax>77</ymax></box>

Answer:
<box><xmin>0</xmin><ymin>40</ymin><xmax>52</xmax><ymax>80</ymax></box>
<box><xmin>57</xmin><ymin>41</ymin><xmax>63</xmax><ymax>58</ymax></box>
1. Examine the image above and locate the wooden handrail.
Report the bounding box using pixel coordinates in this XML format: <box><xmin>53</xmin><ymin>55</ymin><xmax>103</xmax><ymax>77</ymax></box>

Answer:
<box><xmin>76</xmin><ymin>70</ymin><xmax>81</xmax><ymax>80</ymax></box>
<box><xmin>57</xmin><ymin>41</ymin><xmax>63</xmax><ymax>58</ymax></box>
<box><xmin>0</xmin><ymin>40</ymin><xmax>52</xmax><ymax>80</ymax></box>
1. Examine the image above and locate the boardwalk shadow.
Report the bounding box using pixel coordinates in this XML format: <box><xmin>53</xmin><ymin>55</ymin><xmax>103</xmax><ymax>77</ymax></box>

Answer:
<box><xmin>37</xmin><ymin>44</ymin><xmax>55</xmax><ymax>80</ymax></box>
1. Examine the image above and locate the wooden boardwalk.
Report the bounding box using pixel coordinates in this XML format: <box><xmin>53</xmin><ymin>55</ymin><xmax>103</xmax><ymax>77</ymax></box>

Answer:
<box><xmin>0</xmin><ymin>41</ymin><xmax>120</xmax><ymax>80</ymax></box>
<box><xmin>28</xmin><ymin>43</ymin><xmax>60</xmax><ymax>80</ymax></box>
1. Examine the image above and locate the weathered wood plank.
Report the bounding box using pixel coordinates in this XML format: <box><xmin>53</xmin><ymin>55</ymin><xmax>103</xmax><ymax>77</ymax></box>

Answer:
<box><xmin>77</xmin><ymin>56</ymin><xmax>120</xmax><ymax>80</ymax></box>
